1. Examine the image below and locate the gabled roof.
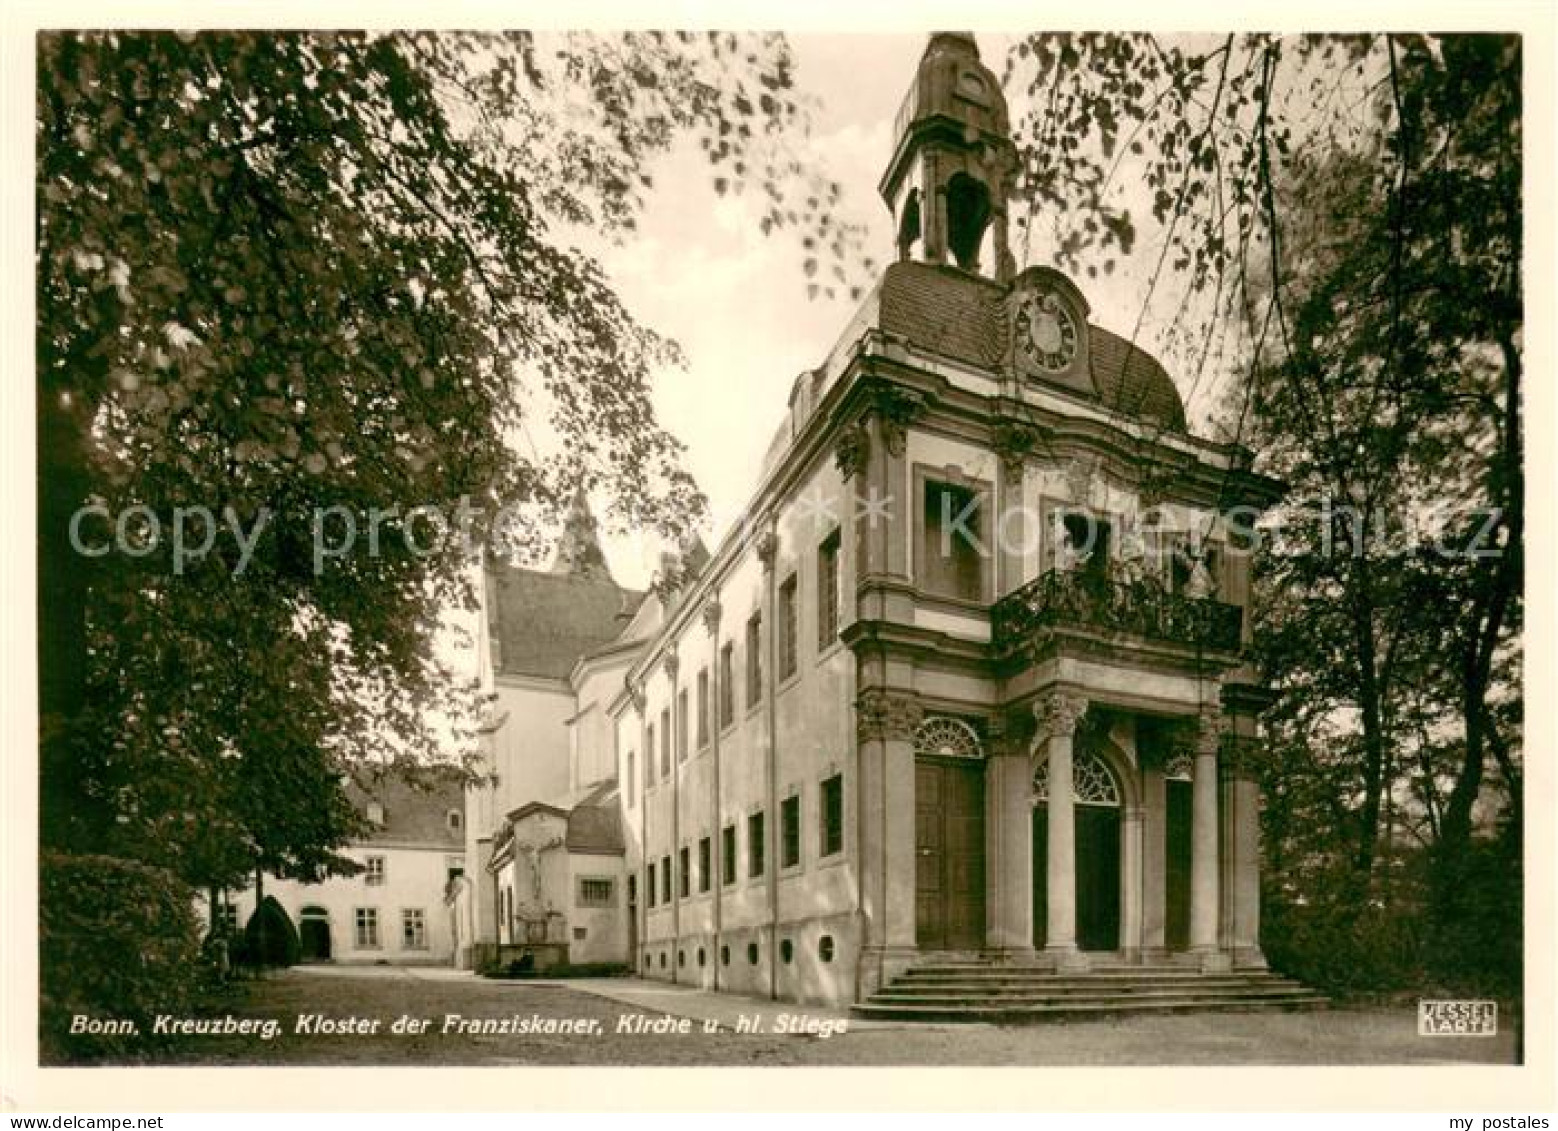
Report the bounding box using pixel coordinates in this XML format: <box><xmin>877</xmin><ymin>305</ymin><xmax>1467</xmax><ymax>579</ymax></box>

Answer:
<box><xmin>486</xmin><ymin>565</ymin><xmax>645</xmax><ymax>681</ymax></box>
<box><xmin>564</xmin><ymin>780</ymin><xmax>623</xmax><ymax>855</ymax></box>
<box><xmin>347</xmin><ymin>768</ymin><xmax>464</xmax><ymax>849</ymax></box>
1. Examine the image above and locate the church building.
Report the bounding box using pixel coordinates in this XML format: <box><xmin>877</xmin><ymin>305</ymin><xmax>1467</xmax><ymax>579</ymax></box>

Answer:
<box><xmin>460</xmin><ymin>33</ymin><xmax>1312</xmax><ymax>1015</ymax></box>
<box><xmin>611</xmin><ymin>32</ymin><xmax>1289</xmax><ymax>1009</ymax></box>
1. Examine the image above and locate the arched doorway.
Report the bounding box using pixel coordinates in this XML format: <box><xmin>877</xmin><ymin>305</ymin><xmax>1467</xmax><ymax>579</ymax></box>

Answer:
<box><xmin>1032</xmin><ymin>749</ymin><xmax>1123</xmax><ymax>951</ymax></box>
<box><xmin>299</xmin><ymin>905</ymin><xmax>332</xmax><ymax>961</ymax></box>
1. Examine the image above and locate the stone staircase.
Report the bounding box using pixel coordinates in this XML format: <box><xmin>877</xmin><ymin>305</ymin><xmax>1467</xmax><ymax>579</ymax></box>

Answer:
<box><xmin>853</xmin><ymin>957</ymin><xmax>1328</xmax><ymax>1022</ymax></box>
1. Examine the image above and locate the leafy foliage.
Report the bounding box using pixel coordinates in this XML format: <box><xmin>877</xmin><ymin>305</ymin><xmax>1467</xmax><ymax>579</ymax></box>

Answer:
<box><xmin>37</xmin><ymin>32</ymin><xmax>861</xmax><ymax>896</ymax></box>
<box><xmin>1008</xmin><ymin>33</ymin><xmax>1522</xmax><ymax>992</ymax></box>
<box><xmin>241</xmin><ymin>895</ymin><xmax>302</xmax><ymax>968</ymax></box>
<box><xmin>39</xmin><ymin>852</ymin><xmax>202</xmax><ymax>1062</ymax></box>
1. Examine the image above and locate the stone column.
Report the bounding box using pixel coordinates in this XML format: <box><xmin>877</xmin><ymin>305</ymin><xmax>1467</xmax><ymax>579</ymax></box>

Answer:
<box><xmin>1139</xmin><ymin>758</ymin><xmax>1167</xmax><ymax>954</ymax></box>
<box><xmin>1222</xmin><ymin>730</ymin><xmax>1267</xmax><ymax>969</ymax></box>
<box><xmin>1189</xmin><ymin>702</ymin><xmax>1230</xmax><ymax>971</ymax></box>
<box><xmin>856</xmin><ymin>686</ymin><xmax>923</xmax><ymax>994</ymax></box>
<box><xmin>1120</xmin><ymin>806</ymin><xmax>1144</xmax><ymax>962</ymax></box>
<box><xmin>985</xmin><ymin>711</ymin><xmax>1035</xmax><ymax>958</ymax></box>
<box><xmin>1037</xmin><ymin>692</ymin><xmax>1088</xmax><ymax>970</ymax></box>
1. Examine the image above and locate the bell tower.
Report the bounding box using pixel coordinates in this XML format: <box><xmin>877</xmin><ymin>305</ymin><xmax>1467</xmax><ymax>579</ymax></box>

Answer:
<box><xmin>879</xmin><ymin>32</ymin><xmax>1018</xmax><ymax>282</ymax></box>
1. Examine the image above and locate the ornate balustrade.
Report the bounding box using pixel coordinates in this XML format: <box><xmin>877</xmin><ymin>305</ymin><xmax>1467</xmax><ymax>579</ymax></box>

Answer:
<box><xmin>991</xmin><ymin>567</ymin><xmax>1243</xmax><ymax>658</ymax></box>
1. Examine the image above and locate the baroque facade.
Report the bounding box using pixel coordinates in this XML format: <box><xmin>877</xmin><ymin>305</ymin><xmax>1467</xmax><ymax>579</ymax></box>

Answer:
<box><xmin>459</xmin><ymin>33</ymin><xmax>1286</xmax><ymax>1008</ymax></box>
<box><xmin>614</xmin><ymin>32</ymin><xmax>1282</xmax><ymax>1005</ymax></box>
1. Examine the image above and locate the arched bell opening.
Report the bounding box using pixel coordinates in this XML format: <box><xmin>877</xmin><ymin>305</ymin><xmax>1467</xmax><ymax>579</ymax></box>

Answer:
<box><xmin>1031</xmin><ymin>748</ymin><xmax>1124</xmax><ymax>952</ymax></box>
<box><xmin>945</xmin><ymin>173</ymin><xmax>993</xmax><ymax>272</ymax></box>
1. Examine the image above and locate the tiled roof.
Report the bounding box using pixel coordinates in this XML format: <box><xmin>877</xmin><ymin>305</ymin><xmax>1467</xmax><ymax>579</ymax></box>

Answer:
<box><xmin>875</xmin><ymin>260</ymin><xmax>1188</xmax><ymax>432</ymax></box>
<box><xmin>565</xmin><ymin>780</ymin><xmax>623</xmax><ymax>855</ymax></box>
<box><xmin>347</xmin><ymin>769</ymin><xmax>464</xmax><ymax>849</ymax></box>
<box><xmin>487</xmin><ymin>565</ymin><xmax>644</xmax><ymax>681</ymax></box>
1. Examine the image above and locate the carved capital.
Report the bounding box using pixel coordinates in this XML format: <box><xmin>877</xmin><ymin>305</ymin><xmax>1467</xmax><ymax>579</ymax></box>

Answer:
<box><xmin>701</xmin><ymin>599</ymin><xmax>722</xmax><ymax>636</ymax></box>
<box><xmin>662</xmin><ymin>648</ymin><xmax>680</xmax><ymax>680</ymax></box>
<box><xmin>856</xmin><ymin>688</ymin><xmax>924</xmax><ymax>744</ymax></box>
<box><xmin>991</xmin><ymin>420</ymin><xmax>1040</xmax><ymax>484</ymax></box>
<box><xmin>1034</xmin><ymin>692</ymin><xmax>1088</xmax><ymax>741</ymax></box>
<box><xmin>755</xmin><ymin>528</ymin><xmax>779</xmax><ymax>572</ymax></box>
<box><xmin>1196</xmin><ymin>703</ymin><xmax>1227</xmax><ymax>758</ymax></box>
<box><xmin>628</xmin><ymin>682</ymin><xmax>647</xmax><ymax>717</ymax></box>
<box><xmin>871</xmin><ymin>385</ymin><xmax>928</xmax><ymax>459</ymax></box>
<box><xmin>834</xmin><ymin>422</ymin><xmax>870</xmax><ymax>481</ymax></box>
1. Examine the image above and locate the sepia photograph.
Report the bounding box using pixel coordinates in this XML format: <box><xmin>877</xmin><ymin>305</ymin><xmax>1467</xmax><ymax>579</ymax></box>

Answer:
<box><xmin>7</xmin><ymin>4</ymin><xmax>1554</xmax><ymax>1116</ymax></box>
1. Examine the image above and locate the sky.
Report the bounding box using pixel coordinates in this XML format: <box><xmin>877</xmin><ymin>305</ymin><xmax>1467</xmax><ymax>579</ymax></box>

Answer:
<box><xmin>559</xmin><ymin>32</ymin><xmax>1202</xmax><ymax>590</ymax></box>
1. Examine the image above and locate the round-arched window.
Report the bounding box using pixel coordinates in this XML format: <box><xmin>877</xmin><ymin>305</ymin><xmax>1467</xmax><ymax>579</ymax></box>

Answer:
<box><xmin>912</xmin><ymin>716</ymin><xmax>983</xmax><ymax>761</ymax></box>
<box><xmin>1032</xmin><ymin>750</ymin><xmax>1120</xmax><ymax>807</ymax></box>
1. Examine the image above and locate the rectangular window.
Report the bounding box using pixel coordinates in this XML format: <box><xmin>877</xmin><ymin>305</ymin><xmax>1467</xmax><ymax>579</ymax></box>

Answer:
<box><xmin>748</xmin><ymin>810</ymin><xmax>766</xmax><ymax>878</ymax></box>
<box><xmin>446</xmin><ymin>856</ymin><xmax>464</xmax><ymax>884</ymax></box>
<box><xmin>578</xmin><ymin>877</ymin><xmax>615</xmax><ymax>907</ymax></box>
<box><xmin>820</xmin><ymin>774</ymin><xmax>843</xmax><ymax>857</ymax></box>
<box><xmin>676</xmin><ymin>690</ymin><xmax>689</xmax><ymax>762</ymax></box>
<box><xmin>363</xmin><ymin>855</ymin><xmax>385</xmax><ymax>886</ymax></box>
<box><xmin>746</xmin><ymin>613</ymin><xmax>763</xmax><ymax>707</ymax></box>
<box><xmin>401</xmin><ymin>908</ymin><xmax>427</xmax><ymax>950</ymax></box>
<box><xmin>781</xmin><ymin>794</ymin><xmax>801</xmax><ymax>869</ymax></box>
<box><xmin>698</xmin><ymin>836</ymin><xmax>712</xmax><ymax>893</ymax></box>
<box><xmin>660</xmin><ymin>855</ymin><xmax>671</xmax><ymax>904</ymax></box>
<box><xmin>627</xmin><ymin>874</ymin><xmax>637</xmax><ymax>907</ymax></box>
<box><xmin>719</xmin><ymin>643</ymin><xmax>735</xmax><ymax>727</ymax></box>
<box><xmin>818</xmin><ymin>529</ymin><xmax>841</xmax><ymax>648</ymax></box>
<box><xmin>216</xmin><ymin>903</ymin><xmax>239</xmax><ymax>934</ymax></box>
<box><xmin>660</xmin><ymin>708</ymin><xmax>671</xmax><ymax>777</ymax></box>
<box><xmin>922</xmin><ymin>480</ymin><xmax>986</xmax><ymax>602</ymax></box>
<box><xmin>1063</xmin><ymin>510</ymin><xmax>1113</xmax><ymax>586</ymax></box>
<box><xmin>645</xmin><ymin>722</ymin><xmax>656</xmax><ymax>784</ymax></box>
<box><xmin>722</xmin><ymin>824</ymin><xmax>737</xmax><ymax>887</ymax></box>
<box><xmin>354</xmin><ymin>907</ymin><xmax>380</xmax><ymax>949</ymax></box>
<box><xmin>777</xmin><ymin>574</ymin><xmax>799</xmax><ymax>680</ymax></box>
<box><xmin>678</xmin><ymin>845</ymin><xmax>691</xmax><ymax>899</ymax></box>
<box><xmin>646</xmin><ymin>861</ymin><xmax>656</xmax><ymax>908</ymax></box>
<box><xmin>696</xmin><ymin>668</ymin><xmax>710</xmax><ymax>748</ymax></box>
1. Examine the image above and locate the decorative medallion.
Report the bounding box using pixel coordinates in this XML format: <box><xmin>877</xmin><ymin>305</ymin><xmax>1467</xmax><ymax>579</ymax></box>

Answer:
<box><xmin>1016</xmin><ymin>290</ymin><xmax>1080</xmax><ymax>373</ymax></box>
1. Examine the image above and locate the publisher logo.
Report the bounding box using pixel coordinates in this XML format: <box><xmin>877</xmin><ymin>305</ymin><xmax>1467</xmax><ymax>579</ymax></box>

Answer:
<box><xmin>1418</xmin><ymin>999</ymin><xmax>1498</xmax><ymax>1037</ymax></box>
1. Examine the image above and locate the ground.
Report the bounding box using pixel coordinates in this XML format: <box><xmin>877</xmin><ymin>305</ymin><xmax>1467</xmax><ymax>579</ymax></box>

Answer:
<box><xmin>92</xmin><ymin>965</ymin><xmax>1518</xmax><ymax>1067</ymax></box>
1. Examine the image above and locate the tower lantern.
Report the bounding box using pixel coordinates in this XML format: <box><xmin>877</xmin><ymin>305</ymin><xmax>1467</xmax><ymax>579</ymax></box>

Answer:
<box><xmin>878</xmin><ymin>32</ymin><xmax>1018</xmax><ymax>282</ymax></box>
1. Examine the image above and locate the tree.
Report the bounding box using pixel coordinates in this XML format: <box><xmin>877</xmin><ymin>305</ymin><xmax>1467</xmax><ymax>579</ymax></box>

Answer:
<box><xmin>37</xmin><ymin>32</ymin><xmax>861</xmax><ymax>909</ymax></box>
<box><xmin>1005</xmin><ymin>33</ymin><xmax>1522</xmax><ymax>986</ymax></box>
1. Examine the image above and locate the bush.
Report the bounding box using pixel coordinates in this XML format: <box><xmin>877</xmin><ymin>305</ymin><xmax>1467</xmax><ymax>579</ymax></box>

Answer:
<box><xmin>242</xmin><ymin>895</ymin><xmax>300</xmax><ymax>968</ymax></box>
<box><xmin>39</xmin><ymin>852</ymin><xmax>202</xmax><ymax>1062</ymax></box>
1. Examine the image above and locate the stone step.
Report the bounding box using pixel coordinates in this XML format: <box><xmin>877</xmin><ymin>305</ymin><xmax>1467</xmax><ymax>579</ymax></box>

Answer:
<box><xmin>897</xmin><ymin>970</ymin><xmax>1289</xmax><ymax>984</ymax></box>
<box><xmin>852</xmin><ymin>992</ymin><xmax>1329</xmax><ymax>1023</ymax></box>
<box><xmin>869</xmin><ymin>987</ymin><xmax>1321</xmax><ymax>1006</ymax></box>
<box><xmin>875</xmin><ymin>981</ymin><xmax>1309</xmax><ymax>1000</ymax></box>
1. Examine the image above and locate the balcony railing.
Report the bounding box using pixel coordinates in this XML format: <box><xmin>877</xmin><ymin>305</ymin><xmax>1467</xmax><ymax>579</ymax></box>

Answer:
<box><xmin>991</xmin><ymin>567</ymin><xmax>1244</xmax><ymax>658</ymax></box>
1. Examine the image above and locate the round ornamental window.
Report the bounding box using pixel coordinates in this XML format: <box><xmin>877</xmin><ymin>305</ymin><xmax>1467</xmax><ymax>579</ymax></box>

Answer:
<box><xmin>912</xmin><ymin>717</ymin><xmax>983</xmax><ymax>761</ymax></box>
<box><xmin>1032</xmin><ymin>750</ymin><xmax>1120</xmax><ymax>807</ymax></box>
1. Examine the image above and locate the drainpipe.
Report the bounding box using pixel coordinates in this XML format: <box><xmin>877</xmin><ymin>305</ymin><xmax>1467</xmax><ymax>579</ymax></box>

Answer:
<box><xmin>757</xmin><ymin>525</ymin><xmax>780</xmax><ymax>1001</ymax></box>
<box><xmin>704</xmin><ymin>599</ymin><xmax>724</xmax><ymax>993</ymax></box>
<box><xmin>667</xmin><ymin>650</ymin><xmax>681</xmax><ymax>985</ymax></box>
